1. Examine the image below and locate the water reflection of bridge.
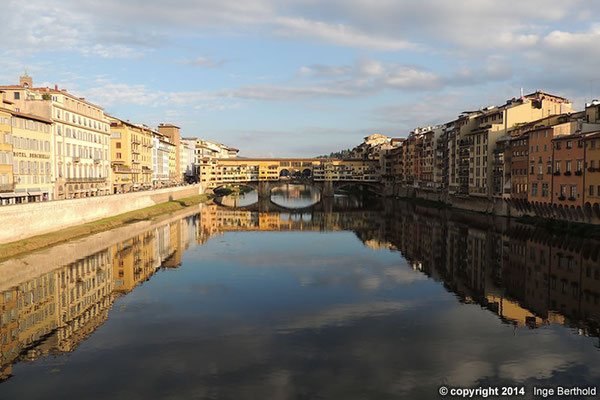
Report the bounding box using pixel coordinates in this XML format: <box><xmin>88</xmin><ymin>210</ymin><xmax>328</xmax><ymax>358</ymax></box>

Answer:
<box><xmin>1</xmin><ymin>201</ymin><xmax>600</xmax><ymax>382</ymax></box>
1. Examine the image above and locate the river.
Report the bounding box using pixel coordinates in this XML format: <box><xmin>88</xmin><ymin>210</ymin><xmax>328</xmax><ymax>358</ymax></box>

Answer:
<box><xmin>0</xmin><ymin>184</ymin><xmax>599</xmax><ymax>399</ymax></box>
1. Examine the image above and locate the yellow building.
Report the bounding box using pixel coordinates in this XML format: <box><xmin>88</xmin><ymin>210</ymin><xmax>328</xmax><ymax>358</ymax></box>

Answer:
<box><xmin>199</xmin><ymin>158</ymin><xmax>381</xmax><ymax>187</ymax></box>
<box><xmin>112</xmin><ymin>231</ymin><xmax>156</xmax><ymax>294</ymax></box>
<box><xmin>108</xmin><ymin>117</ymin><xmax>153</xmax><ymax>193</ymax></box>
<box><xmin>0</xmin><ymin>105</ymin><xmax>14</xmax><ymax>205</ymax></box>
<box><xmin>9</xmin><ymin>111</ymin><xmax>54</xmax><ymax>203</ymax></box>
<box><xmin>0</xmin><ymin>74</ymin><xmax>112</xmax><ymax>200</ymax></box>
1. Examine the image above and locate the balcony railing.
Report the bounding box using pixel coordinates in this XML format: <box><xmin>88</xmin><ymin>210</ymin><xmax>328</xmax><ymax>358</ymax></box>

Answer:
<box><xmin>72</xmin><ymin>156</ymin><xmax>80</xmax><ymax>163</ymax></box>
<box><xmin>66</xmin><ymin>177</ymin><xmax>106</xmax><ymax>183</ymax></box>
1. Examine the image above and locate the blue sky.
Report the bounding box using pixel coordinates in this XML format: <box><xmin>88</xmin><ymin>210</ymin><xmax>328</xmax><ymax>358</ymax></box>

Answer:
<box><xmin>2</xmin><ymin>0</ymin><xmax>600</xmax><ymax>157</ymax></box>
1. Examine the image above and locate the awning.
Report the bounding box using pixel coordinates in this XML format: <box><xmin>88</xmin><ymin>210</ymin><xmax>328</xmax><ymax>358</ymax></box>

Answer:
<box><xmin>27</xmin><ymin>189</ymin><xmax>43</xmax><ymax>195</ymax></box>
<box><xmin>0</xmin><ymin>192</ymin><xmax>16</xmax><ymax>198</ymax></box>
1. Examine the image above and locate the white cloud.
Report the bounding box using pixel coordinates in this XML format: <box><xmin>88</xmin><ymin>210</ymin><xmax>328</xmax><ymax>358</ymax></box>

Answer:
<box><xmin>181</xmin><ymin>56</ymin><xmax>230</xmax><ymax>68</ymax></box>
<box><xmin>272</xmin><ymin>16</ymin><xmax>419</xmax><ymax>51</ymax></box>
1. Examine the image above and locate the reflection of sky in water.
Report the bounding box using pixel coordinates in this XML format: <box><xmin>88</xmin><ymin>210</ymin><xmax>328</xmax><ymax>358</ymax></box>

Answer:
<box><xmin>217</xmin><ymin>190</ymin><xmax>259</xmax><ymax>207</ymax></box>
<box><xmin>1</xmin><ymin>230</ymin><xmax>599</xmax><ymax>400</ymax></box>
<box><xmin>270</xmin><ymin>184</ymin><xmax>320</xmax><ymax>208</ymax></box>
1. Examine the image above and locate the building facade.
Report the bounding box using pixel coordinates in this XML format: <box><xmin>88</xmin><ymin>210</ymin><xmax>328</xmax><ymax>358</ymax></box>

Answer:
<box><xmin>108</xmin><ymin>117</ymin><xmax>153</xmax><ymax>193</ymax></box>
<box><xmin>0</xmin><ymin>75</ymin><xmax>112</xmax><ymax>200</ymax></box>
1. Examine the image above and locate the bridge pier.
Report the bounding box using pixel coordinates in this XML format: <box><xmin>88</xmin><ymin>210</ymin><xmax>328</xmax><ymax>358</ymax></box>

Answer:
<box><xmin>257</xmin><ymin>181</ymin><xmax>272</xmax><ymax>199</ymax></box>
<box><xmin>321</xmin><ymin>181</ymin><xmax>334</xmax><ymax>198</ymax></box>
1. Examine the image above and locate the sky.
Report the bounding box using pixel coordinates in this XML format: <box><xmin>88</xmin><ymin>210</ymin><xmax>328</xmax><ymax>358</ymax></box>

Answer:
<box><xmin>2</xmin><ymin>0</ymin><xmax>600</xmax><ymax>157</ymax></box>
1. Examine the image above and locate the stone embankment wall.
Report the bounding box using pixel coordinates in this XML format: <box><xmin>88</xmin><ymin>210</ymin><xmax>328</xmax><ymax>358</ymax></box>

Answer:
<box><xmin>390</xmin><ymin>184</ymin><xmax>600</xmax><ymax>224</ymax></box>
<box><xmin>0</xmin><ymin>184</ymin><xmax>204</xmax><ymax>244</ymax></box>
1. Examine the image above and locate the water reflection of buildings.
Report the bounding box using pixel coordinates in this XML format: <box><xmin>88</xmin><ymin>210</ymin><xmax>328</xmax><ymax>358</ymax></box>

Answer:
<box><xmin>2</xmin><ymin>202</ymin><xmax>600</xmax><ymax>382</ymax></box>
<box><xmin>0</xmin><ymin>216</ymin><xmax>198</xmax><ymax>381</ymax></box>
<box><xmin>384</xmin><ymin>203</ymin><xmax>599</xmax><ymax>338</ymax></box>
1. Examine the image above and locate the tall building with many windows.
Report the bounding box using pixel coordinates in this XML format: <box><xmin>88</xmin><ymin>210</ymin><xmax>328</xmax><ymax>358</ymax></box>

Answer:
<box><xmin>152</xmin><ymin>132</ymin><xmax>173</xmax><ymax>187</ymax></box>
<box><xmin>0</xmin><ymin>102</ymin><xmax>14</xmax><ymax>204</ymax></box>
<box><xmin>108</xmin><ymin>117</ymin><xmax>154</xmax><ymax>193</ymax></box>
<box><xmin>0</xmin><ymin>75</ymin><xmax>112</xmax><ymax>199</ymax></box>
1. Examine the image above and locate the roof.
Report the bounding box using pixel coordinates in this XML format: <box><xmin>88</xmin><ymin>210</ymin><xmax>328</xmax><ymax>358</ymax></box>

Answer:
<box><xmin>0</xmin><ymin>85</ymin><xmax>106</xmax><ymax>110</ymax></box>
<box><xmin>8</xmin><ymin>109</ymin><xmax>52</xmax><ymax>124</ymax></box>
<box><xmin>524</xmin><ymin>91</ymin><xmax>569</xmax><ymax>102</ymax></box>
<box><xmin>552</xmin><ymin>132</ymin><xmax>583</xmax><ymax>141</ymax></box>
<box><xmin>584</xmin><ymin>131</ymin><xmax>600</xmax><ymax>140</ymax></box>
<box><xmin>158</xmin><ymin>123</ymin><xmax>180</xmax><ymax>129</ymax></box>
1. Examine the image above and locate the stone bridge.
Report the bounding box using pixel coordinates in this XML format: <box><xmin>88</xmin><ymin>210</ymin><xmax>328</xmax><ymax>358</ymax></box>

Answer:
<box><xmin>199</xmin><ymin>158</ymin><xmax>386</xmax><ymax>198</ymax></box>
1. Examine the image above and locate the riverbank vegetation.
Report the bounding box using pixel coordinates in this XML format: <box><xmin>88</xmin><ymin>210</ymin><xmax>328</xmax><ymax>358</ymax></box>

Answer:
<box><xmin>0</xmin><ymin>194</ymin><xmax>213</xmax><ymax>261</ymax></box>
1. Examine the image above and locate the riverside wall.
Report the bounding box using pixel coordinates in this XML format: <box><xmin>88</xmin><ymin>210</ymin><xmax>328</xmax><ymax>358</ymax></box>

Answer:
<box><xmin>0</xmin><ymin>184</ymin><xmax>204</xmax><ymax>244</ymax></box>
<box><xmin>390</xmin><ymin>184</ymin><xmax>600</xmax><ymax>224</ymax></box>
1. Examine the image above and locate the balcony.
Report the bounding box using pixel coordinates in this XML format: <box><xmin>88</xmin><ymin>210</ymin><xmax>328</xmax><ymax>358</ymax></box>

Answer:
<box><xmin>94</xmin><ymin>158</ymin><xmax>102</xmax><ymax>164</ymax></box>
<box><xmin>72</xmin><ymin>156</ymin><xmax>80</xmax><ymax>163</ymax></box>
<box><xmin>568</xmin><ymin>196</ymin><xmax>576</xmax><ymax>201</ymax></box>
<box><xmin>66</xmin><ymin>177</ymin><xmax>106</xmax><ymax>183</ymax></box>
<box><xmin>575</xmin><ymin>170</ymin><xmax>582</xmax><ymax>176</ymax></box>
<box><xmin>558</xmin><ymin>195</ymin><xmax>566</xmax><ymax>201</ymax></box>
<box><xmin>588</xmin><ymin>167</ymin><xmax>597</xmax><ymax>173</ymax></box>
<box><xmin>553</xmin><ymin>171</ymin><xmax>561</xmax><ymax>176</ymax></box>
<box><xmin>564</xmin><ymin>171</ymin><xmax>572</xmax><ymax>176</ymax></box>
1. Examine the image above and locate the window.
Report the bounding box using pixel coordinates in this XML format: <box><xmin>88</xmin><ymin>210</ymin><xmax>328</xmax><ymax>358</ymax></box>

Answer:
<box><xmin>116</xmin><ymin>152</ymin><xmax>121</xmax><ymax>159</ymax></box>
<box><xmin>13</xmin><ymin>92</ymin><xmax>20</xmax><ymax>100</ymax></box>
<box><xmin>566</xmin><ymin>140</ymin><xmax>572</xmax><ymax>149</ymax></box>
<box><xmin>116</xmin><ymin>142</ymin><xmax>121</xmax><ymax>149</ymax></box>
<box><xmin>570</xmin><ymin>185</ymin><xmax>577</xmax><ymax>198</ymax></box>
<box><xmin>590</xmin><ymin>185</ymin><xmax>595</xmax><ymax>196</ymax></box>
<box><xmin>566</xmin><ymin>160</ymin><xmax>572</xmax><ymax>172</ymax></box>
<box><xmin>555</xmin><ymin>142</ymin><xmax>561</xmax><ymax>150</ymax></box>
<box><xmin>555</xmin><ymin>161</ymin><xmax>561</xmax><ymax>172</ymax></box>
<box><xmin>532</xmin><ymin>183</ymin><xmax>538</xmax><ymax>196</ymax></box>
<box><xmin>560</xmin><ymin>184</ymin><xmax>566</xmax><ymax>197</ymax></box>
<box><xmin>542</xmin><ymin>183</ymin><xmax>549</xmax><ymax>197</ymax></box>
<box><xmin>577</xmin><ymin>159</ymin><xmax>583</xmax><ymax>172</ymax></box>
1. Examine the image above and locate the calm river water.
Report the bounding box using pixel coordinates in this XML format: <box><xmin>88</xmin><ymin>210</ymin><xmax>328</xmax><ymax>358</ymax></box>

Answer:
<box><xmin>0</xmin><ymin>184</ymin><xmax>599</xmax><ymax>399</ymax></box>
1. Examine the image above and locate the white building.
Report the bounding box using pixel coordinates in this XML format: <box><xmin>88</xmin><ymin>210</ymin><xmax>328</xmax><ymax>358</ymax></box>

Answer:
<box><xmin>152</xmin><ymin>132</ymin><xmax>172</xmax><ymax>187</ymax></box>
